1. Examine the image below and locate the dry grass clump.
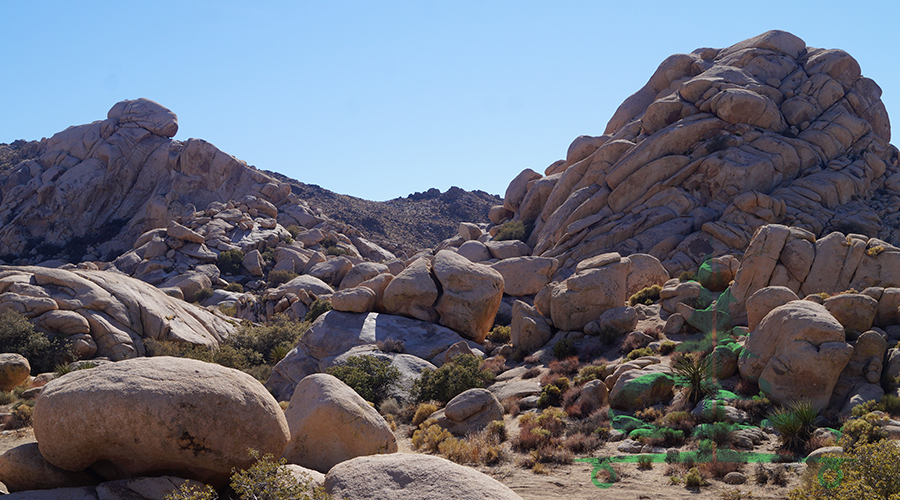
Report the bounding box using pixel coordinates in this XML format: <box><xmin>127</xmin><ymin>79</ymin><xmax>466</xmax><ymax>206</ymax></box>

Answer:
<box><xmin>411</xmin><ymin>419</ymin><xmax>506</xmax><ymax>466</ymax></box>
<box><xmin>512</xmin><ymin>407</ymin><xmax>567</xmax><ymax>452</ymax></box>
<box><xmin>411</xmin><ymin>403</ymin><xmax>439</xmax><ymax>427</ymax></box>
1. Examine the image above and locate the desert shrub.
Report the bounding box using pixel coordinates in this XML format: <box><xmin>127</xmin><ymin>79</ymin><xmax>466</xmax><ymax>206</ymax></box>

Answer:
<box><xmin>659</xmin><ymin>341</ymin><xmax>677</xmax><ymax>355</ymax></box>
<box><xmin>672</xmin><ymin>352</ymin><xmax>716</xmax><ymax>404</ymax></box>
<box><xmin>486</xmin><ymin>325</ymin><xmax>511</xmax><ymax>344</ymax></box>
<box><xmin>629</xmin><ymin>285</ymin><xmax>662</xmax><ymax>306</ymax></box>
<box><xmin>225</xmin><ymin>282</ymin><xmax>244</xmax><ymax>293</ymax></box>
<box><xmin>325</xmin><ymin>246</ymin><xmax>352</xmax><ymax>257</ymax></box>
<box><xmin>626</xmin><ymin>347</ymin><xmax>654</xmax><ymax>360</ymax></box>
<box><xmin>260</xmin><ymin>248</ymin><xmax>276</xmax><ymax>264</ymax></box>
<box><xmin>553</xmin><ymin>338</ymin><xmax>577</xmax><ymax>359</ymax></box>
<box><xmin>438</xmin><ymin>427</ymin><xmax>506</xmax><ymax>466</ymax></box>
<box><xmin>660</xmin><ymin>411</ymin><xmax>695</xmax><ymax>432</ymax></box>
<box><xmin>547</xmin><ymin>356</ymin><xmax>580</xmax><ymax>376</ymax></box>
<box><xmin>0</xmin><ymin>309</ymin><xmax>73</xmax><ymax>374</ymax></box>
<box><xmin>695</xmin><ymin>422</ymin><xmax>737</xmax><ymax>445</ymax></box>
<box><xmin>217</xmin><ymin>249</ymin><xmax>244</xmax><ymax>275</ymax></box>
<box><xmin>537</xmin><ymin>385</ymin><xmax>562</xmax><ymax>409</ymax></box>
<box><xmin>305</xmin><ymin>298</ymin><xmax>332</xmax><ymax>322</ymax></box>
<box><xmin>522</xmin><ymin>367</ymin><xmax>541</xmax><ymax>379</ymax></box>
<box><xmin>220</xmin><ymin>449</ymin><xmax>332</xmax><ymax>500</ymax></box>
<box><xmin>376</xmin><ymin>338</ymin><xmax>405</xmax><ymax>353</ymax></box>
<box><xmin>267</xmin><ymin>270</ymin><xmax>297</xmax><ymax>288</ymax></box>
<box><xmin>494</xmin><ymin>220</ymin><xmax>527</xmax><ymax>241</ymax></box>
<box><xmin>733</xmin><ymin>395</ymin><xmax>772</xmax><ymax>424</ymax></box>
<box><xmin>286</xmin><ymin>225</ymin><xmax>303</xmax><ymax>238</ymax></box>
<box><xmin>195</xmin><ymin>287</ymin><xmax>214</xmax><ymax>303</ymax></box>
<box><xmin>770</xmin><ymin>464</ymin><xmax>788</xmax><ymax>486</ymax></box>
<box><xmin>678</xmin><ymin>270</ymin><xmax>696</xmax><ymax>282</ymax></box>
<box><xmin>684</xmin><ymin>467</ymin><xmax>709</xmax><ymax>487</ymax></box>
<box><xmin>635</xmin><ymin>407</ymin><xmax>664</xmax><ymax>423</ymax></box>
<box><xmin>9</xmin><ymin>400</ymin><xmax>35</xmax><ymax>428</ymax></box>
<box><xmin>412</xmin><ymin>354</ymin><xmax>494</xmax><ymax>404</ymax></box>
<box><xmin>788</xmin><ymin>439</ymin><xmax>900</xmax><ymax>499</ymax></box>
<box><xmin>326</xmin><ymin>355</ymin><xmax>401</xmax><ymax>405</ymax></box>
<box><xmin>411</xmin><ymin>403</ymin><xmax>439</xmax><ymax>427</ymax></box>
<box><xmin>487</xmin><ymin>419</ymin><xmax>507</xmax><ymax>442</ymax></box>
<box><xmin>411</xmin><ymin>420</ymin><xmax>452</xmax><ymax>452</ymax></box>
<box><xmin>378</xmin><ymin>398</ymin><xmax>401</xmax><ymax>417</ymax></box>
<box><xmin>767</xmin><ymin>399</ymin><xmax>818</xmax><ymax>452</ymax></box>
<box><xmin>226</xmin><ymin>315</ymin><xmax>307</xmax><ymax>365</ymax></box>
<box><xmin>0</xmin><ymin>390</ymin><xmax>16</xmax><ymax>405</ymax></box>
<box><xmin>638</xmin><ymin>455</ymin><xmax>653</xmax><ymax>470</ymax></box>
<box><xmin>573</xmin><ymin>364</ymin><xmax>606</xmax><ymax>385</ymax></box>
<box><xmin>643</xmin><ymin>427</ymin><xmax>686</xmax><ymax>448</ymax></box>
<box><xmin>513</xmin><ymin>407</ymin><xmax>567</xmax><ymax>452</ymax></box>
<box><xmin>840</xmin><ymin>412</ymin><xmax>888</xmax><ymax>448</ymax></box>
<box><xmin>562</xmin><ymin>432</ymin><xmax>602</xmax><ymax>453</ymax></box>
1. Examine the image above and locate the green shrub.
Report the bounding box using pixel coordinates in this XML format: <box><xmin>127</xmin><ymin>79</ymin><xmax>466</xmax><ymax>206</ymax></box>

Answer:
<box><xmin>326</xmin><ymin>355</ymin><xmax>401</xmax><ymax>405</ymax></box>
<box><xmin>678</xmin><ymin>270</ymin><xmax>696</xmax><ymax>282</ymax></box>
<box><xmin>267</xmin><ymin>270</ymin><xmax>297</xmax><ymax>288</ymax></box>
<box><xmin>553</xmin><ymin>338</ymin><xmax>577</xmax><ymax>359</ymax></box>
<box><xmin>694</xmin><ymin>422</ymin><xmax>737</xmax><ymax>445</ymax></box>
<box><xmin>226</xmin><ymin>315</ymin><xmax>307</xmax><ymax>365</ymax></box>
<box><xmin>629</xmin><ymin>285</ymin><xmax>662</xmax><ymax>306</ymax></box>
<box><xmin>672</xmin><ymin>353</ymin><xmax>716</xmax><ymax>404</ymax></box>
<box><xmin>225</xmin><ymin>282</ymin><xmax>244</xmax><ymax>293</ymax></box>
<box><xmin>684</xmin><ymin>467</ymin><xmax>708</xmax><ymax>487</ymax></box>
<box><xmin>0</xmin><ymin>390</ymin><xmax>15</xmax><ymax>405</ymax></box>
<box><xmin>627</xmin><ymin>347</ymin><xmax>653</xmax><ymax>360</ymax></box>
<box><xmin>788</xmin><ymin>440</ymin><xmax>900</xmax><ymax>499</ymax></box>
<box><xmin>412</xmin><ymin>354</ymin><xmax>495</xmax><ymax>404</ymax></box>
<box><xmin>195</xmin><ymin>287</ymin><xmax>214</xmax><ymax>303</ymax></box>
<box><xmin>840</xmin><ymin>412</ymin><xmax>888</xmax><ymax>448</ymax></box>
<box><xmin>325</xmin><ymin>246</ymin><xmax>353</xmax><ymax>256</ymax></box>
<box><xmin>0</xmin><ymin>310</ymin><xmax>72</xmax><ymax>374</ymax></box>
<box><xmin>659</xmin><ymin>341</ymin><xmax>677</xmax><ymax>355</ymax></box>
<box><xmin>217</xmin><ymin>249</ymin><xmax>244</xmax><ymax>275</ymax></box>
<box><xmin>261</xmin><ymin>248</ymin><xmax>276</xmax><ymax>263</ymax></box>
<box><xmin>574</xmin><ymin>364</ymin><xmax>606</xmax><ymax>385</ymax></box>
<box><xmin>767</xmin><ymin>399</ymin><xmax>818</xmax><ymax>452</ymax></box>
<box><xmin>494</xmin><ymin>220</ymin><xmax>528</xmax><ymax>241</ymax></box>
<box><xmin>487</xmin><ymin>325</ymin><xmax>511</xmax><ymax>344</ymax></box>
<box><xmin>305</xmin><ymin>298</ymin><xmax>332</xmax><ymax>322</ymax></box>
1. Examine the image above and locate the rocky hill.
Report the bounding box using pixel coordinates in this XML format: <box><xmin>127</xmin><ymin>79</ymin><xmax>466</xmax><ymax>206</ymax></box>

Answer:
<box><xmin>264</xmin><ymin>170</ymin><xmax>500</xmax><ymax>252</ymax></box>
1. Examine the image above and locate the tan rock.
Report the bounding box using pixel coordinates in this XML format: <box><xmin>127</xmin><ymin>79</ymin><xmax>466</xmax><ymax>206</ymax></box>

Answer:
<box><xmin>33</xmin><ymin>357</ymin><xmax>290</xmax><ymax>485</ymax></box>
<box><xmin>431</xmin><ymin>388</ymin><xmax>503</xmax><ymax>436</ymax></box>
<box><xmin>331</xmin><ymin>287</ymin><xmax>376</xmax><ymax>314</ymax></box>
<box><xmin>550</xmin><ymin>258</ymin><xmax>629</xmax><ymax>332</ymax></box>
<box><xmin>510</xmin><ymin>301</ymin><xmax>552</xmax><ymax>353</ymax></box>
<box><xmin>0</xmin><ymin>443</ymin><xmax>96</xmax><ymax>492</ymax></box>
<box><xmin>241</xmin><ymin>249</ymin><xmax>265</xmax><ymax>277</ymax></box>
<box><xmin>0</xmin><ymin>354</ymin><xmax>30</xmax><ymax>391</ymax></box>
<box><xmin>325</xmin><ymin>453</ymin><xmax>523</xmax><ymax>500</ymax></box>
<box><xmin>282</xmin><ymin>374</ymin><xmax>397</xmax><ymax>473</ymax></box>
<box><xmin>624</xmin><ymin>253</ymin><xmax>669</xmax><ymax>298</ymax></box>
<box><xmin>339</xmin><ymin>262</ymin><xmax>390</xmax><ymax>290</ymax></box>
<box><xmin>746</xmin><ymin>286</ymin><xmax>800</xmax><ymax>331</ymax></box>
<box><xmin>166</xmin><ymin>222</ymin><xmax>204</xmax><ymax>244</ymax></box>
<box><xmin>503</xmin><ymin>169</ymin><xmax>542</xmax><ymax>212</ymax></box>
<box><xmin>433</xmin><ymin>250</ymin><xmax>504</xmax><ymax>343</ymax></box>
<box><xmin>824</xmin><ymin>293</ymin><xmax>879</xmax><ymax>333</ymax></box>
<box><xmin>738</xmin><ymin>301</ymin><xmax>852</xmax><ymax>410</ymax></box>
<box><xmin>490</xmin><ymin>257</ymin><xmax>558</xmax><ymax>296</ymax></box>
<box><xmin>382</xmin><ymin>257</ymin><xmax>439</xmax><ymax>322</ymax></box>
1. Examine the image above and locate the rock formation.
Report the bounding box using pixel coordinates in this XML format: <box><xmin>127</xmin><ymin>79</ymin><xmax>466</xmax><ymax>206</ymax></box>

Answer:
<box><xmin>486</xmin><ymin>30</ymin><xmax>897</xmax><ymax>277</ymax></box>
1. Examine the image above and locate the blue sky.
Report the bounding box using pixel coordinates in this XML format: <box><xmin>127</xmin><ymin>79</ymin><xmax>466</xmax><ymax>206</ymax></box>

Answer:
<box><xmin>2</xmin><ymin>1</ymin><xmax>897</xmax><ymax>201</ymax></box>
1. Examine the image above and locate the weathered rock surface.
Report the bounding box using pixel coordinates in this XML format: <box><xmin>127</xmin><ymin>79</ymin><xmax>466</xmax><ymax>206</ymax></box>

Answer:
<box><xmin>282</xmin><ymin>374</ymin><xmax>397</xmax><ymax>473</ymax></box>
<box><xmin>431</xmin><ymin>388</ymin><xmax>504</xmax><ymax>436</ymax></box>
<box><xmin>0</xmin><ymin>443</ymin><xmax>96</xmax><ymax>492</ymax></box>
<box><xmin>432</xmin><ymin>250</ymin><xmax>504</xmax><ymax>343</ymax></box>
<box><xmin>0</xmin><ymin>266</ymin><xmax>234</xmax><ymax>360</ymax></box>
<box><xmin>324</xmin><ymin>453</ymin><xmax>523</xmax><ymax>500</ymax></box>
<box><xmin>738</xmin><ymin>300</ymin><xmax>852</xmax><ymax>409</ymax></box>
<box><xmin>0</xmin><ymin>353</ymin><xmax>30</xmax><ymax>390</ymax></box>
<box><xmin>483</xmin><ymin>31</ymin><xmax>898</xmax><ymax>280</ymax></box>
<box><xmin>33</xmin><ymin>357</ymin><xmax>290</xmax><ymax>485</ymax></box>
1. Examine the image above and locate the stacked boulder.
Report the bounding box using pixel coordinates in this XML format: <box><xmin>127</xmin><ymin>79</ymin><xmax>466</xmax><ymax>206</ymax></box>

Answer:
<box><xmin>481</xmin><ymin>30</ymin><xmax>898</xmax><ymax>277</ymax></box>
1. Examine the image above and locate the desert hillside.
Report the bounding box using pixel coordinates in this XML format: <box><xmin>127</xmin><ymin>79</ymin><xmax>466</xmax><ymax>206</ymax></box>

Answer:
<box><xmin>1</xmin><ymin>30</ymin><xmax>900</xmax><ymax>500</ymax></box>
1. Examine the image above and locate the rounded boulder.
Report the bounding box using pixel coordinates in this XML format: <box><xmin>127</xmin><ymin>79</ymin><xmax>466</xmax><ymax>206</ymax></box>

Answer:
<box><xmin>33</xmin><ymin>356</ymin><xmax>290</xmax><ymax>485</ymax></box>
<box><xmin>0</xmin><ymin>353</ymin><xmax>31</xmax><ymax>391</ymax></box>
<box><xmin>281</xmin><ymin>373</ymin><xmax>397</xmax><ymax>473</ymax></box>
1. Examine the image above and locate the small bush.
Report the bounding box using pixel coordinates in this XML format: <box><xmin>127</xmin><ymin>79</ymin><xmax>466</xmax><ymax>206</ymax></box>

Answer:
<box><xmin>635</xmin><ymin>407</ymin><xmax>664</xmax><ymax>423</ymax></box>
<box><xmin>305</xmin><ymin>298</ymin><xmax>332</xmax><ymax>322</ymax></box>
<box><xmin>788</xmin><ymin>439</ymin><xmax>900</xmax><ymax>498</ymax></box>
<box><xmin>659</xmin><ymin>341</ymin><xmax>677</xmax><ymax>355</ymax></box>
<box><xmin>412</xmin><ymin>354</ymin><xmax>494</xmax><ymax>404</ymax></box>
<box><xmin>0</xmin><ymin>390</ymin><xmax>15</xmax><ymax>405</ymax></box>
<box><xmin>513</xmin><ymin>407</ymin><xmax>567</xmax><ymax>452</ymax></box>
<box><xmin>225</xmin><ymin>282</ymin><xmax>244</xmax><ymax>293</ymax></box>
<box><xmin>325</xmin><ymin>246</ymin><xmax>353</xmax><ymax>256</ymax></box>
<box><xmin>195</xmin><ymin>287</ymin><xmax>214</xmax><ymax>303</ymax></box>
<box><xmin>376</xmin><ymin>339</ymin><xmax>405</xmax><ymax>353</ymax></box>
<box><xmin>695</xmin><ymin>422</ymin><xmax>737</xmax><ymax>445</ymax></box>
<box><xmin>411</xmin><ymin>420</ymin><xmax>452</xmax><ymax>452</ymax></box>
<box><xmin>767</xmin><ymin>399</ymin><xmax>818</xmax><ymax>452</ymax></box>
<box><xmin>494</xmin><ymin>220</ymin><xmax>527</xmax><ymax>241</ymax></box>
<box><xmin>229</xmin><ymin>449</ymin><xmax>331</xmax><ymax>500</ymax></box>
<box><xmin>486</xmin><ymin>325</ymin><xmax>511</xmax><ymax>344</ymax></box>
<box><xmin>672</xmin><ymin>352</ymin><xmax>716</xmax><ymax>404</ymax></box>
<box><xmin>678</xmin><ymin>271</ymin><xmax>696</xmax><ymax>282</ymax></box>
<box><xmin>684</xmin><ymin>467</ymin><xmax>709</xmax><ymax>487</ymax></box>
<box><xmin>573</xmin><ymin>364</ymin><xmax>605</xmax><ymax>385</ymax></box>
<box><xmin>840</xmin><ymin>412</ymin><xmax>888</xmax><ymax>448</ymax></box>
<box><xmin>629</xmin><ymin>285</ymin><xmax>662</xmax><ymax>306</ymax></box>
<box><xmin>10</xmin><ymin>400</ymin><xmax>34</xmax><ymax>428</ymax></box>
<box><xmin>267</xmin><ymin>270</ymin><xmax>298</xmax><ymax>288</ymax></box>
<box><xmin>626</xmin><ymin>347</ymin><xmax>654</xmax><ymax>360</ymax></box>
<box><xmin>522</xmin><ymin>367</ymin><xmax>541</xmax><ymax>379</ymax></box>
<box><xmin>660</xmin><ymin>411</ymin><xmax>695</xmax><ymax>432</ymax></box>
<box><xmin>561</xmin><ymin>432</ymin><xmax>602</xmax><ymax>453</ymax></box>
<box><xmin>260</xmin><ymin>248</ymin><xmax>276</xmax><ymax>263</ymax></box>
<box><xmin>286</xmin><ymin>225</ymin><xmax>303</xmax><ymax>238</ymax></box>
<box><xmin>553</xmin><ymin>338</ymin><xmax>577</xmax><ymax>359</ymax></box>
<box><xmin>217</xmin><ymin>249</ymin><xmax>244</xmax><ymax>275</ymax></box>
<box><xmin>0</xmin><ymin>310</ymin><xmax>73</xmax><ymax>374</ymax></box>
<box><xmin>326</xmin><ymin>355</ymin><xmax>401</xmax><ymax>405</ymax></box>
<box><xmin>226</xmin><ymin>315</ymin><xmax>307</xmax><ymax>365</ymax></box>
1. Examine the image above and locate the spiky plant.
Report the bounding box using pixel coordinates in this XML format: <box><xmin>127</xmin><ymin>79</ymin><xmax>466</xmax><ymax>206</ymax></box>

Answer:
<box><xmin>672</xmin><ymin>352</ymin><xmax>717</xmax><ymax>404</ymax></box>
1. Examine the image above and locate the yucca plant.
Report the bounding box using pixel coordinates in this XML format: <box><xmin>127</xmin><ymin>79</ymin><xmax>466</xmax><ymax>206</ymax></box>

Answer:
<box><xmin>672</xmin><ymin>352</ymin><xmax>717</xmax><ymax>404</ymax></box>
<box><xmin>767</xmin><ymin>399</ymin><xmax>818</xmax><ymax>452</ymax></box>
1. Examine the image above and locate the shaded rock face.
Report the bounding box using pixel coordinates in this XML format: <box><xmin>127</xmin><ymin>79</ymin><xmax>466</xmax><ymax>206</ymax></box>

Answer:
<box><xmin>32</xmin><ymin>357</ymin><xmax>290</xmax><ymax>486</ymax></box>
<box><xmin>494</xmin><ymin>30</ymin><xmax>898</xmax><ymax>276</ymax></box>
<box><xmin>0</xmin><ymin>98</ymin><xmax>295</xmax><ymax>262</ymax></box>
<box><xmin>0</xmin><ymin>266</ymin><xmax>234</xmax><ymax>360</ymax></box>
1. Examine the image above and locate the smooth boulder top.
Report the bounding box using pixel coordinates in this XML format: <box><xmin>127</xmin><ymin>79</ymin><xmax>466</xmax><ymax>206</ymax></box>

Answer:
<box><xmin>325</xmin><ymin>453</ymin><xmax>524</xmax><ymax>500</ymax></box>
<box><xmin>33</xmin><ymin>356</ymin><xmax>290</xmax><ymax>486</ymax></box>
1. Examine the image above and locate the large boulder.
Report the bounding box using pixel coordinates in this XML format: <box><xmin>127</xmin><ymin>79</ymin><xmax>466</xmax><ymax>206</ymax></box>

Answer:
<box><xmin>490</xmin><ymin>256</ymin><xmax>558</xmax><ymax>296</ymax></box>
<box><xmin>266</xmin><ymin>311</ymin><xmax>483</xmax><ymax>401</ymax></box>
<box><xmin>382</xmin><ymin>257</ymin><xmax>439</xmax><ymax>323</ymax></box>
<box><xmin>510</xmin><ymin>300</ymin><xmax>552</xmax><ymax>353</ymax></box>
<box><xmin>33</xmin><ymin>357</ymin><xmax>290</xmax><ymax>485</ymax></box>
<box><xmin>738</xmin><ymin>301</ymin><xmax>852</xmax><ymax>410</ymax></box>
<box><xmin>745</xmin><ymin>286</ymin><xmax>799</xmax><ymax>331</ymax></box>
<box><xmin>608</xmin><ymin>366</ymin><xmax>675</xmax><ymax>411</ymax></box>
<box><xmin>0</xmin><ymin>354</ymin><xmax>30</xmax><ymax>390</ymax></box>
<box><xmin>433</xmin><ymin>250</ymin><xmax>504</xmax><ymax>343</ymax></box>
<box><xmin>549</xmin><ymin>256</ymin><xmax>629</xmax><ymax>331</ymax></box>
<box><xmin>325</xmin><ymin>453</ymin><xmax>523</xmax><ymax>500</ymax></box>
<box><xmin>281</xmin><ymin>374</ymin><xmax>397</xmax><ymax>473</ymax></box>
<box><xmin>430</xmin><ymin>388</ymin><xmax>504</xmax><ymax>436</ymax></box>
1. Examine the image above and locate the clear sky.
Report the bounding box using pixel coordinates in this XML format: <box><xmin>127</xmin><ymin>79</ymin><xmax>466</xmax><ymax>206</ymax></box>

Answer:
<box><xmin>2</xmin><ymin>1</ymin><xmax>897</xmax><ymax>201</ymax></box>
